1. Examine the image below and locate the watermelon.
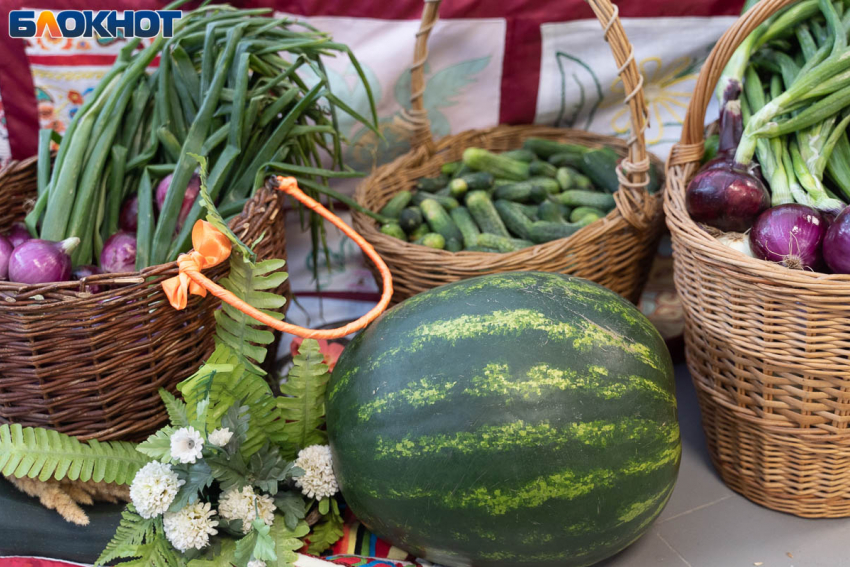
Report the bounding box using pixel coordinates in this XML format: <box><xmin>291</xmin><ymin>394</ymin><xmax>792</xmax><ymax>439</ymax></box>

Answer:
<box><xmin>327</xmin><ymin>272</ymin><xmax>680</xmax><ymax>567</ymax></box>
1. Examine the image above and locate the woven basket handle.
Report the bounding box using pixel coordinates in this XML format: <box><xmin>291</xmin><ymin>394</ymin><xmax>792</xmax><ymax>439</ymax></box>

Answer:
<box><xmin>404</xmin><ymin>0</ymin><xmax>654</xmax><ymax>229</ymax></box>
<box><xmin>669</xmin><ymin>0</ymin><xmax>796</xmax><ymax>166</ymax></box>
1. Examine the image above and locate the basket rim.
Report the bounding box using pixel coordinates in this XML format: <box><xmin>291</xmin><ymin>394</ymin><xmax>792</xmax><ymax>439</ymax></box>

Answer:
<box><xmin>0</xmin><ymin>155</ymin><xmax>278</xmax><ymax>304</ymax></box>
<box><xmin>664</xmin><ymin>0</ymin><xmax>850</xmax><ymax>290</ymax></box>
<box><xmin>352</xmin><ymin>124</ymin><xmax>665</xmax><ymax>261</ymax></box>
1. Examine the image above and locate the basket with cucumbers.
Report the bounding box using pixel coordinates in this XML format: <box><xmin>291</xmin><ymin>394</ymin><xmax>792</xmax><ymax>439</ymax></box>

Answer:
<box><xmin>351</xmin><ymin>0</ymin><xmax>665</xmax><ymax>304</ymax></box>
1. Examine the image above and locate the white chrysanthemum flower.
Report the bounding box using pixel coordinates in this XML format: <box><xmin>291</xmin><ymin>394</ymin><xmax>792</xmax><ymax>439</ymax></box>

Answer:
<box><xmin>208</xmin><ymin>427</ymin><xmax>233</xmax><ymax>447</ymax></box>
<box><xmin>163</xmin><ymin>501</ymin><xmax>219</xmax><ymax>552</ymax></box>
<box><xmin>129</xmin><ymin>461</ymin><xmax>184</xmax><ymax>519</ymax></box>
<box><xmin>170</xmin><ymin>426</ymin><xmax>204</xmax><ymax>464</ymax></box>
<box><xmin>247</xmin><ymin>560</ymin><xmax>266</xmax><ymax>567</ymax></box>
<box><xmin>218</xmin><ymin>486</ymin><xmax>275</xmax><ymax>533</ymax></box>
<box><xmin>294</xmin><ymin>445</ymin><xmax>338</xmax><ymax>500</ymax></box>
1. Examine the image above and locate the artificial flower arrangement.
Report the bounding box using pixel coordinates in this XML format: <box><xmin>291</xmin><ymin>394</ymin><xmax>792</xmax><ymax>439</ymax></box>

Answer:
<box><xmin>0</xmin><ymin>166</ymin><xmax>347</xmax><ymax>567</ymax></box>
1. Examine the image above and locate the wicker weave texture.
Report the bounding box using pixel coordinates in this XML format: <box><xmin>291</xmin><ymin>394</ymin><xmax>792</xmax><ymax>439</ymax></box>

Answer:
<box><xmin>352</xmin><ymin>0</ymin><xmax>664</xmax><ymax>305</ymax></box>
<box><xmin>665</xmin><ymin>0</ymin><xmax>850</xmax><ymax>517</ymax></box>
<box><xmin>0</xmin><ymin>157</ymin><xmax>289</xmax><ymax>442</ymax></box>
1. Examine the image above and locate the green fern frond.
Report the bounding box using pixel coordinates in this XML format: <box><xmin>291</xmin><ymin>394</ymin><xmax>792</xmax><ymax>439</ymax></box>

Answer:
<box><xmin>307</xmin><ymin>498</ymin><xmax>344</xmax><ymax>554</ymax></box>
<box><xmin>277</xmin><ymin>338</ymin><xmax>330</xmax><ymax>460</ymax></box>
<box><xmin>271</xmin><ymin>520</ymin><xmax>310</xmax><ymax>567</ymax></box>
<box><xmin>187</xmin><ymin>538</ymin><xmax>237</xmax><ymax>567</ymax></box>
<box><xmin>178</xmin><ymin>344</ymin><xmax>288</xmax><ymax>458</ymax></box>
<box><xmin>0</xmin><ymin>424</ymin><xmax>146</xmax><ymax>484</ymax></box>
<box><xmin>96</xmin><ymin>505</ymin><xmax>157</xmax><ymax>566</ymax></box>
<box><xmin>215</xmin><ymin>254</ymin><xmax>286</xmax><ymax>373</ymax></box>
<box><xmin>137</xmin><ymin>426</ymin><xmax>177</xmax><ymax>463</ymax></box>
<box><xmin>159</xmin><ymin>389</ymin><xmax>189</xmax><ymax>427</ymax></box>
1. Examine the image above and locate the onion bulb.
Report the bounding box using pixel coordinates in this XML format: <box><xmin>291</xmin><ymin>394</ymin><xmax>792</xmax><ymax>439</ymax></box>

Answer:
<box><xmin>8</xmin><ymin>237</ymin><xmax>79</xmax><ymax>284</ymax></box>
<box><xmin>749</xmin><ymin>204</ymin><xmax>826</xmax><ymax>271</ymax></box>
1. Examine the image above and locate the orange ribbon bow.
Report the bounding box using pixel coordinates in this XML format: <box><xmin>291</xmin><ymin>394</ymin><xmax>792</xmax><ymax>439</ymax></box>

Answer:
<box><xmin>160</xmin><ymin>176</ymin><xmax>393</xmax><ymax>339</ymax></box>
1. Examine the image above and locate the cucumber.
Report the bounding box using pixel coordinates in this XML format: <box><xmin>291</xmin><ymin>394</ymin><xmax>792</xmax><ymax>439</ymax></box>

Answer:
<box><xmin>646</xmin><ymin>162</ymin><xmax>662</xmax><ymax>194</ymax></box>
<box><xmin>528</xmin><ymin>216</ymin><xmax>597</xmax><ymax>244</ymax></box>
<box><xmin>449</xmin><ymin>172</ymin><xmax>495</xmax><ymax>197</ymax></box>
<box><xmin>446</xmin><ymin>237</ymin><xmax>463</xmax><ymax>252</ymax></box>
<box><xmin>556</xmin><ymin>167</ymin><xmax>578</xmax><ymax>190</ymax></box>
<box><xmin>529</xmin><ymin>160</ymin><xmax>557</xmax><ymax>178</ymax></box>
<box><xmin>494</xmin><ymin>199</ymin><xmax>534</xmax><ymax>241</ymax></box>
<box><xmin>441</xmin><ymin>161</ymin><xmax>462</xmax><ymax>176</ymax></box>
<box><xmin>517</xmin><ymin>203</ymin><xmax>539</xmax><ymax>220</ymax></box>
<box><xmin>509</xmin><ymin>237</ymin><xmax>535</xmax><ymax>249</ymax></box>
<box><xmin>450</xmin><ymin>207</ymin><xmax>481</xmax><ymax>249</ymax></box>
<box><xmin>463</xmin><ymin>148</ymin><xmax>530</xmax><ymax>181</ymax></box>
<box><xmin>548</xmin><ymin>152</ymin><xmax>584</xmax><ymax>168</ymax></box>
<box><xmin>538</xmin><ymin>201</ymin><xmax>565</xmax><ymax>223</ymax></box>
<box><xmin>380</xmin><ymin>223</ymin><xmax>406</xmax><ymax>240</ymax></box>
<box><xmin>412</xmin><ymin>191</ymin><xmax>460</xmax><ymax>210</ymax></box>
<box><xmin>552</xmin><ymin>190</ymin><xmax>616</xmax><ymax>210</ymax></box>
<box><xmin>452</xmin><ymin>163</ymin><xmax>475</xmax><ymax>178</ymax></box>
<box><xmin>420</xmin><ymin>198</ymin><xmax>464</xmax><ymax>243</ymax></box>
<box><xmin>493</xmin><ymin>182</ymin><xmax>547</xmax><ymax>203</ymax></box>
<box><xmin>523</xmin><ymin>137</ymin><xmax>590</xmax><ymax>160</ymax></box>
<box><xmin>580</xmin><ymin>147</ymin><xmax>621</xmax><ymax>193</ymax></box>
<box><xmin>476</xmin><ymin>233</ymin><xmax>529</xmax><ymax>253</ymax></box>
<box><xmin>399</xmin><ymin>207</ymin><xmax>424</xmax><ymax>233</ymax></box>
<box><xmin>529</xmin><ymin>176</ymin><xmax>561</xmax><ymax>194</ymax></box>
<box><xmin>416</xmin><ymin>175</ymin><xmax>449</xmax><ymax>193</ymax></box>
<box><xmin>408</xmin><ymin>224</ymin><xmax>430</xmax><ymax>242</ymax></box>
<box><xmin>573</xmin><ymin>173</ymin><xmax>594</xmax><ymax>190</ymax></box>
<box><xmin>570</xmin><ymin>206</ymin><xmax>605</xmax><ymax>223</ymax></box>
<box><xmin>379</xmin><ymin>191</ymin><xmax>412</xmax><ymax>219</ymax></box>
<box><xmin>466</xmin><ymin>190</ymin><xmax>510</xmax><ymax>237</ymax></box>
<box><xmin>416</xmin><ymin>232</ymin><xmax>446</xmax><ymax>249</ymax></box>
<box><xmin>501</xmin><ymin>149</ymin><xmax>537</xmax><ymax>162</ymax></box>
<box><xmin>465</xmin><ymin>245</ymin><xmax>500</xmax><ymax>253</ymax></box>
<box><xmin>493</xmin><ymin>178</ymin><xmax>515</xmax><ymax>186</ymax></box>
<box><xmin>435</xmin><ymin>186</ymin><xmax>453</xmax><ymax>197</ymax></box>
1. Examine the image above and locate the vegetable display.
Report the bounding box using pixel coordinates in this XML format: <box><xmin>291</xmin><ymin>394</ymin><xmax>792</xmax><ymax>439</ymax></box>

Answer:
<box><xmin>12</xmin><ymin>3</ymin><xmax>376</xmax><ymax>284</ymax></box>
<box><xmin>327</xmin><ymin>271</ymin><xmax>680</xmax><ymax>567</ymax></box>
<box><xmin>374</xmin><ymin>140</ymin><xmax>662</xmax><ymax>252</ymax></box>
<box><xmin>687</xmin><ymin>0</ymin><xmax>850</xmax><ymax>273</ymax></box>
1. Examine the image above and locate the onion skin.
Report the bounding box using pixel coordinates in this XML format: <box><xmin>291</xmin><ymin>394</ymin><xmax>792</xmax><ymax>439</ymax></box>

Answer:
<box><xmin>823</xmin><ymin>207</ymin><xmax>850</xmax><ymax>274</ymax></box>
<box><xmin>0</xmin><ymin>236</ymin><xmax>12</xmax><ymax>280</ymax></box>
<box><xmin>749</xmin><ymin>204</ymin><xmax>826</xmax><ymax>271</ymax></box>
<box><xmin>72</xmin><ymin>264</ymin><xmax>105</xmax><ymax>293</ymax></box>
<box><xmin>8</xmin><ymin>238</ymin><xmax>78</xmax><ymax>284</ymax></box>
<box><xmin>156</xmin><ymin>172</ymin><xmax>201</xmax><ymax>232</ymax></box>
<box><xmin>119</xmin><ymin>196</ymin><xmax>139</xmax><ymax>232</ymax></box>
<box><xmin>686</xmin><ymin>164</ymin><xmax>770</xmax><ymax>232</ymax></box>
<box><xmin>100</xmin><ymin>232</ymin><xmax>137</xmax><ymax>273</ymax></box>
<box><xmin>6</xmin><ymin>223</ymin><xmax>32</xmax><ymax>248</ymax></box>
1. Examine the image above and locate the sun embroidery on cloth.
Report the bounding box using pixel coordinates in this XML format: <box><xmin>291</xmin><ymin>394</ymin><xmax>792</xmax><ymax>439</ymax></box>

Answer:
<box><xmin>607</xmin><ymin>56</ymin><xmax>702</xmax><ymax>146</ymax></box>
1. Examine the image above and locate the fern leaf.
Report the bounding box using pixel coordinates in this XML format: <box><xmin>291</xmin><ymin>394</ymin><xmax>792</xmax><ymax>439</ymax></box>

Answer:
<box><xmin>137</xmin><ymin>426</ymin><xmax>177</xmax><ymax>463</ymax></box>
<box><xmin>159</xmin><ymin>389</ymin><xmax>189</xmax><ymax>427</ymax></box>
<box><xmin>187</xmin><ymin>538</ymin><xmax>237</xmax><ymax>567</ymax></box>
<box><xmin>277</xmin><ymin>339</ymin><xmax>330</xmax><ymax>459</ymax></box>
<box><xmin>96</xmin><ymin>505</ymin><xmax>157</xmax><ymax>566</ymax></box>
<box><xmin>307</xmin><ymin>498</ymin><xmax>344</xmax><ymax>555</ymax></box>
<box><xmin>207</xmin><ymin>451</ymin><xmax>250</xmax><ymax>493</ymax></box>
<box><xmin>0</xmin><ymin>424</ymin><xmax>146</xmax><ymax>484</ymax></box>
<box><xmin>271</xmin><ymin>520</ymin><xmax>310</xmax><ymax>567</ymax></box>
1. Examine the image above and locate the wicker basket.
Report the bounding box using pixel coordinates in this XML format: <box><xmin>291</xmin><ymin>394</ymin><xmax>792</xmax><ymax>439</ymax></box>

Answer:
<box><xmin>666</xmin><ymin>0</ymin><xmax>850</xmax><ymax>518</ymax></box>
<box><xmin>0</xmin><ymin>155</ymin><xmax>289</xmax><ymax>442</ymax></box>
<box><xmin>352</xmin><ymin>0</ymin><xmax>665</xmax><ymax>305</ymax></box>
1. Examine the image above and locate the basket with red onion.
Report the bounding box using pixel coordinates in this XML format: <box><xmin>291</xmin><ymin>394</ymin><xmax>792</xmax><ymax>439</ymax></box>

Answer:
<box><xmin>686</xmin><ymin>0</ymin><xmax>850</xmax><ymax>274</ymax></box>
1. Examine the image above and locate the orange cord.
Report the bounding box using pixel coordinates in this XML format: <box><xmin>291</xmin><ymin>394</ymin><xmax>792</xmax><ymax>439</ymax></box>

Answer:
<box><xmin>170</xmin><ymin>176</ymin><xmax>393</xmax><ymax>339</ymax></box>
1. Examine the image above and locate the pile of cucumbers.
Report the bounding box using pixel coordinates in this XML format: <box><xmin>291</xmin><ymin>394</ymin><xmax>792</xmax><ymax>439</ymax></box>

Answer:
<box><xmin>376</xmin><ymin>138</ymin><xmax>661</xmax><ymax>252</ymax></box>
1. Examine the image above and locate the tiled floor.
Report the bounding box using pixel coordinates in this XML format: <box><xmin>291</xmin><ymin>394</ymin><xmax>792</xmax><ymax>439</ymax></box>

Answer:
<box><xmin>600</xmin><ymin>364</ymin><xmax>850</xmax><ymax>567</ymax></box>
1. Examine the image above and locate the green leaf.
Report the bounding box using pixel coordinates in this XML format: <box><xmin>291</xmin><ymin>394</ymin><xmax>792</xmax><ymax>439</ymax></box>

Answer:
<box><xmin>318</xmin><ymin>497</ymin><xmax>330</xmax><ymax>515</ymax></box>
<box><xmin>97</xmin><ymin>509</ymin><xmax>180</xmax><ymax>567</ymax></box>
<box><xmin>307</xmin><ymin>498</ymin><xmax>344</xmax><ymax>555</ymax></box>
<box><xmin>137</xmin><ymin>426</ymin><xmax>177</xmax><ymax>463</ymax></box>
<box><xmin>247</xmin><ymin>443</ymin><xmax>297</xmax><ymax>496</ymax></box>
<box><xmin>277</xmin><ymin>339</ymin><xmax>331</xmax><ymax>459</ymax></box>
<box><xmin>96</xmin><ymin>505</ymin><xmax>157</xmax><ymax>566</ymax></box>
<box><xmin>270</xmin><ymin>520</ymin><xmax>310</xmax><ymax>567</ymax></box>
<box><xmin>159</xmin><ymin>389</ymin><xmax>189</xmax><ymax>427</ymax></box>
<box><xmin>0</xmin><ymin>424</ymin><xmax>146</xmax><ymax>484</ymax></box>
<box><xmin>220</xmin><ymin>402</ymin><xmax>251</xmax><ymax>456</ymax></box>
<box><xmin>274</xmin><ymin>491</ymin><xmax>307</xmax><ymax>531</ymax></box>
<box><xmin>208</xmin><ymin>451</ymin><xmax>250</xmax><ymax>493</ymax></box>
<box><xmin>169</xmin><ymin>460</ymin><xmax>215</xmax><ymax>512</ymax></box>
<box><xmin>234</xmin><ymin>519</ymin><xmax>276</xmax><ymax>566</ymax></box>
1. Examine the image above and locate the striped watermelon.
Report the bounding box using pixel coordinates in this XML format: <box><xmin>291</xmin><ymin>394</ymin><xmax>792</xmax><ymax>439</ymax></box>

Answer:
<box><xmin>327</xmin><ymin>272</ymin><xmax>680</xmax><ymax>567</ymax></box>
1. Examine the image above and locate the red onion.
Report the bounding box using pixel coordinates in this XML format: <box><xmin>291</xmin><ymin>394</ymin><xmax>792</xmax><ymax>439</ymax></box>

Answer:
<box><xmin>750</xmin><ymin>204</ymin><xmax>826</xmax><ymax>271</ymax></box>
<box><xmin>156</xmin><ymin>172</ymin><xmax>200</xmax><ymax>231</ymax></box>
<box><xmin>686</xmin><ymin>163</ymin><xmax>770</xmax><ymax>232</ymax></box>
<box><xmin>72</xmin><ymin>264</ymin><xmax>105</xmax><ymax>294</ymax></box>
<box><xmin>119</xmin><ymin>196</ymin><xmax>139</xmax><ymax>232</ymax></box>
<box><xmin>823</xmin><ymin>207</ymin><xmax>850</xmax><ymax>274</ymax></box>
<box><xmin>100</xmin><ymin>232</ymin><xmax>137</xmax><ymax>273</ymax></box>
<box><xmin>7</xmin><ymin>223</ymin><xmax>32</xmax><ymax>248</ymax></box>
<box><xmin>8</xmin><ymin>237</ymin><xmax>79</xmax><ymax>284</ymax></box>
<box><xmin>0</xmin><ymin>235</ymin><xmax>12</xmax><ymax>280</ymax></box>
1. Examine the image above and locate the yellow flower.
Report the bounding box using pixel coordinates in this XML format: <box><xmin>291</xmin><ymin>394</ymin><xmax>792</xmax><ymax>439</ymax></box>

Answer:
<box><xmin>607</xmin><ymin>57</ymin><xmax>700</xmax><ymax>145</ymax></box>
